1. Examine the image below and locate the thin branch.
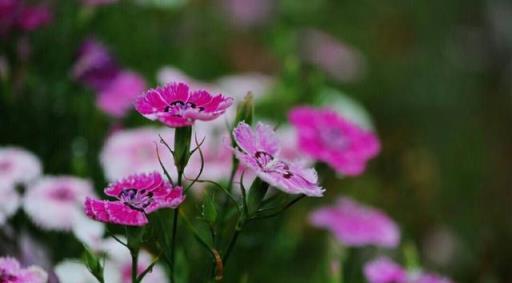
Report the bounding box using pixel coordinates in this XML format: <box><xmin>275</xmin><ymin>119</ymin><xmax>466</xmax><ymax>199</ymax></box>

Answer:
<box><xmin>184</xmin><ymin>134</ymin><xmax>205</xmax><ymax>192</ymax></box>
<box><xmin>136</xmin><ymin>254</ymin><xmax>161</xmax><ymax>282</ymax></box>
<box><xmin>154</xmin><ymin>142</ymin><xmax>174</xmax><ymax>186</ymax></box>
<box><xmin>159</xmin><ymin>134</ymin><xmax>174</xmax><ymax>156</ymax></box>
<box><xmin>238</xmin><ymin>171</ymin><xmax>249</xmax><ymax>217</ymax></box>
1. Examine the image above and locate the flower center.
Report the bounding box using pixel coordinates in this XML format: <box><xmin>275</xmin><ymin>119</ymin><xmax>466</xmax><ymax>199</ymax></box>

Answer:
<box><xmin>0</xmin><ymin>160</ymin><xmax>12</xmax><ymax>172</ymax></box>
<box><xmin>320</xmin><ymin>127</ymin><xmax>348</xmax><ymax>149</ymax></box>
<box><xmin>50</xmin><ymin>187</ymin><xmax>76</xmax><ymax>202</ymax></box>
<box><xmin>119</xmin><ymin>188</ymin><xmax>153</xmax><ymax>212</ymax></box>
<box><xmin>254</xmin><ymin>151</ymin><xmax>293</xmax><ymax>179</ymax></box>
<box><xmin>163</xmin><ymin>100</ymin><xmax>205</xmax><ymax>117</ymax></box>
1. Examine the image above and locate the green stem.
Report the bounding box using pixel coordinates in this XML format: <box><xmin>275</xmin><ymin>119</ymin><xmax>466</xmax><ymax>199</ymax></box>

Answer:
<box><xmin>222</xmin><ymin>220</ymin><xmax>243</xmax><ymax>266</ymax></box>
<box><xmin>130</xmin><ymin>248</ymin><xmax>139</xmax><ymax>283</ymax></box>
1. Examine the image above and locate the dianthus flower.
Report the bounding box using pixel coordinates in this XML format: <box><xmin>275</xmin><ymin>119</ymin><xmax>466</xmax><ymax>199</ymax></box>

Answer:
<box><xmin>232</xmin><ymin>122</ymin><xmax>324</xmax><ymax>197</ymax></box>
<box><xmin>135</xmin><ymin>82</ymin><xmax>233</xmax><ymax>127</ymax></box>
<box><xmin>310</xmin><ymin>197</ymin><xmax>399</xmax><ymax>247</ymax></box>
<box><xmin>0</xmin><ymin>147</ymin><xmax>41</xmax><ymax>187</ymax></box>
<box><xmin>85</xmin><ymin>172</ymin><xmax>184</xmax><ymax>226</ymax></box>
<box><xmin>0</xmin><ymin>257</ymin><xmax>47</xmax><ymax>283</ymax></box>
<box><xmin>289</xmin><ymin>106</ymin><xmax>380</xmax><ymax>176</ymax></box>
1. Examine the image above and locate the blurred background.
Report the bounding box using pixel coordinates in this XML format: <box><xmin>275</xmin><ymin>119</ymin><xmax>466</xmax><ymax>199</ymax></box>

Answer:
<box><xmin>1</xmin><ymin>0</ymin><xmax>512</xmax><ymax>282</ymax></box>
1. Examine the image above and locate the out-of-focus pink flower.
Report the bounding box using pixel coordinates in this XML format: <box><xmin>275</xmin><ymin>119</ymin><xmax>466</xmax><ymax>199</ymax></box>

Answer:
<box><xmin>81</xmin><ymin>0</ymin><xmax>119</xmax><ymax>6</ymax></box>
<box><xmin>84</xmin><ymin>172</ymin><xmax>184</xmax><ymax>226</ymax></box>
<box><xmin>17</xmin><ymin>5</ymin><xmax>52</xmax><ymax>32</ymax></box>
<box><xmin>135</xmin><ymin>82</ymin><xmax>233</xmax><ymax>128</ymax></box>
<box><xmin>0</xmin><ymin>147</ymin><xmax>41</xmax><ymax>187</ymax></box>
<box><xmin>216</xmin><ymin>73</ymin><xmax>274</xmax><ymax>102</ymax></box>
<box><xmin>300</xmin><ymin>29</ymin><xmax>366</xmax><ymax>82</ymax></box>
<box><xmin>232</xmin><ymin>122</ymin><xmax>324</xmax><ymax>197</ymax></box>
<box><xmin>0</xmin><ymin>184</ymin><xmax>20</xmax><ymax>225</ymax></box>
<box><xmin>0</xmin><ymin>256</ymin><xmax>47</xmax><ymax>283</ymax></box>
<box><xmin>221</xmin><ymin>0</ymin><xmax>274</xmax><ymax>28</ymax></box>
<box><xmin>23</xmin><ymin>176</ymin><xmax>94</xmax><ymax>231</ymax></box>
<box><xmin>97</xmin><ymin>70</ymin><xmax>146</xmax><ymax>118</ymax></box>
<box><xmin>99</xmin><ymin>127</ymin><xmax>174</xmax><ymax>181</ymax></box>
<box><xmin>310</xmin><ymin>197</ymin><xmax>400</xmax><ymax>247</ymax></box>
<box><xmin>72</xmin><ymin>38</ymin><xmax>120</xmax><ymax>91</ymax></box>
<box><xmin>363</xmin><ymin>257</ymin><xmax>407</xmax><ymax>283</ymax></box>
<box><xmin>157</xmin><ymin>66</ymin><xmax>217</xmax><ymax>92</ymax></box>
<box><xmin>289</xmin><ymin>106</ymin><xmax>380</xmax><ymax>176</ymax></box>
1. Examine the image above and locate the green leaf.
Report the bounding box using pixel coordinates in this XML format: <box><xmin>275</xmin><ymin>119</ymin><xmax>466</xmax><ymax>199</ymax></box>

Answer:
<box><xmin>81</xmin><ymin>247</ymin><xmax>104</xmax><ymax>283</ymax></box>
<box><xmin>247</xmin><ymin>178</ymin><xmax>270</xmax><ymax>215</ymax></box>
<box><xmin>201</xmin><ymin>192</ymin><xmax>218</xmax><ymax>225</ymax></box>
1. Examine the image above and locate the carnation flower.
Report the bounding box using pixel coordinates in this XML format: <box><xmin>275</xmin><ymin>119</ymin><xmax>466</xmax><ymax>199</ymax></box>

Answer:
<box><xmin>0</xmin><ymin>184</ymin><xmax>20</xmax><ymax>225</ymax></box>
<box><xmin>232</xmin><ymin>122</ymin><xmax>324</xmax><ymax>197</ymax></box>
<box><xmin>72</xmin><ymin>38</ymin><xmax>120</xmax><ymax>91</ymax></box>
<box><xmin>289</xmin><ymin>106</ymin><xmax>380</xmax><ymax>176</ymax></box>
<box><xmin>23</xmin><ymin>176</ymin><xmax>94</xmax><ymax>231</ymax></box>
<box><xmin>310</xmin><ymin>197</ymin><xmax>399</xmax><ymax>247</ymax></box>
<box><xmin>135</xmin><ymin>82</ymin><xmax>233</xmax><ymax>128</ymax></box>
<box><xmin>0</xmin><ymin>256</ymin><xmax>47</xmax><ymax>283</ymax></box>
<box><xmin>99</xmin><ymin>127</ymin><xmax>174</xmax><ymax>181</ymax></box>
<box><xmin>0</xmin><ymin>147</ymin><xmax>41</xmax><ymax>187</ymax></box>
<box><xmin>363</xmin><ymin>257</ymin><xmax>454</xmax><ymax>283</ymax></box>
<box><xmin>221</xmin><ymin>0</ymin><xmax>275</xmax><ymax>28</ymax></box>
<box><xmin>84</xmin><ymin>172</ymin><xmax>184</xmax><ymax>226</ymax></box>
<box><xmin>97</xmin><ymin>70</ymin><xmax>146</xmax><ymax>118</ymax></box>
<box><xmin>300</xmin><ymin>29</ymin><xmax>366</xmax><ymax>82</ymax></box>
<box><xmin>17</xmin><ymin>4</ymin><xmax>52</xmax><ymax>32</ymax></box>
<box><xmin>363</xmin><ymin>257</ymin><xmax>407</xmax><ymax>283</ymax></box>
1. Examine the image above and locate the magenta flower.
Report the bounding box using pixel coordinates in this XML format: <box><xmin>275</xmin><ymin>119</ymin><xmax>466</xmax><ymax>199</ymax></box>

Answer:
<box><xmin>289</xmin><ymin>106</ymin><xmax>380</xmax><ymax>176</ymax></box>
<box><xmin>72</xmin><ymin>38</ymin><xmax>120</xmax><ymax>91</ymax></box>
<box><xmin>232</xmin><ymin>122</ymin><xmax>324</xmax><ymax>197</ymax></box>
<box><xmin>17</xmin><ymin>4</ymin><xmax>52</xmax><ymax>32</ymax></box>
<box><xmin>135</xmin><ymin>82</ymin><xmax>233</xmax><ymax>128</ymax></box>
<box><xmin>0</xmin><ymin>257</ymin><xmax>47</xmax><ymax>283</ymax></box>
<box><xmin>0</xmin><ymin>0</ymin><xmax>19</xmax><ymax>35</ymax></box>
<box><xmin>310</xmin><ymin>197</ymin><xmax>399</xmax><ymax>247</ymax></box>
<box><xmin>363</xmin><ymin>257</ymin><xmax>407</xmax><ymax>283</ymax></box>
<box><xmin>85</xmin><ymin>172</ymin><xmax>184</xmax><ymax>226</ymax></box>
<box><xmin>97</xmin><ymin>70</ymin><xmax>147</xmax><ymax>118</ymax></box>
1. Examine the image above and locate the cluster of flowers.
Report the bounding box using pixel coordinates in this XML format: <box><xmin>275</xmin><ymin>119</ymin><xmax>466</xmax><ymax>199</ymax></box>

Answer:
<box><xmin>72</xmin><ymin>38</ymin><xmax>147</xmax><ymax>118</ymax></box>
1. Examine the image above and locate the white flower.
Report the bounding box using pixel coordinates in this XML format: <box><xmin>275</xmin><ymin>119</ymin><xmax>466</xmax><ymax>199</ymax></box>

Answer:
<box><xmin>0</xmin><ymin>147</ymin><xmax>41</xmax><ymax>187</ymax></box>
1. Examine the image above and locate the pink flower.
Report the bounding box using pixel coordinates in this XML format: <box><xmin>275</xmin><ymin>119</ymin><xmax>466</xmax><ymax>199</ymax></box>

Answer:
<box><xmin>0</xmin><ymin>0</ymin><xmax>19</xmax><ymax>35</ymax></box>
<box><xmin>289</xmin><ymin>106</ymin><xmax>380</xmax><ymax>176</ymax></box>
<box><xmin>99</xmin><ymin>127</ymin><xmax>173</xmax><ymax>181</ymax></box>
<box><xmin>97</xmin><ymin>70</ymin><xmax>147</xmax><ymax>118</ymax></box>
<box><xmin>300</xmin><ymin>29</ymin><xmax>366</xmax><ymax>82</ymax></box>
<box><xmin>84</xmin><ymin>172</ymin><xmax>184</xmax><ymax>226</ymax></box>
<box><xmin>0</xmin><ymin>257</ymin><xmax>47</xmax><ymax>283</ymax></box>
<box><xmin>0</xmin><ymin>184</ymin><xmax>20</xmax><ymax>225</ymax></box>
<box><xmin>72</xmin><ymin>38</ymin><xmax>120</xmax><ymax>91</ymax></box>
<box><xmin>135</xmin><ymin>82</ymin><xmax>233</xmax><ymax>128</ymax></box>
<box><xmin>232</xmin><ymin>122</ymin><xmax>324</xmax><ymax>197</ymax></box>
<box><xmin>17</xmin><ymin>5</ymin><xmax>52</xmax><ymax>32</ymax></box>
<box><xmin>0</xmin><ymin>147</ymin><xmax>41</xmax><ymax>187</ymax></box>
<box><xmin>23</xmin><ymin>176</ymin><xmax>94</xmax><ymax>231</ymax></box>
<box><xmin>221</xmin><ymin>0</ymin><xmax>275</xmax><ymax>28</ymax></box>
<box><xmin>310</xmin><ymin>197</ymin><xmax>399</xmax><ymax>247</ymax></box>
<box><xmin>363</xmin><ymin>257</ymin><xmax>407</xmax><ymax>283</ymax></box>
